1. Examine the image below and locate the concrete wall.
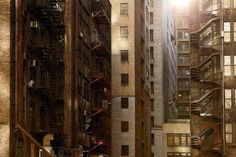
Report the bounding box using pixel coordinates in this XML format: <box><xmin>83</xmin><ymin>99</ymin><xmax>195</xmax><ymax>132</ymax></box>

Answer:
<box><xmin>0</xmin><ymin>0</ymin><xmax>10</xmax><ymax>156</ymax></box>
<box><xmin>111</xmin><ymin>0</ymin><xmax>150</xmax><ymax>156</ymax></box>
<box><xmin>112</xmin><ymin>97</ymin><xmax>136</xmax><ymax>157</ymax></box>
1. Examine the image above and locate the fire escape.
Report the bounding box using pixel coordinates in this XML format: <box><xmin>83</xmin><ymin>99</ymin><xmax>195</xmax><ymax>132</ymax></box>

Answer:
<box><xmin>89</xmin><ymin>0</ymin><xmax>111</xmax><ymax>156</ymax></box>
<box><xmin>190</xmin><ymin>0</ymin><xmax>223</xmax><ymax>156</ymax></box>
<box><xmin>15</xmin><ymin>0</ymin><xmax>65</xmax><ymax>156</ymax></box>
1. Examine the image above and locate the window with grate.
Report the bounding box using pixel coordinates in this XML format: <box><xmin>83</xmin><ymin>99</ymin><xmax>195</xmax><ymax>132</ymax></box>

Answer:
<box><xmin>120</xmin><ymin>3</ymin><xmax>128</xmax><ymax>15</ymax></box>
<box><xmin>121</xmin><ymin>145</ymin><xmax>129</xmax><ymax>156</ymax></box>
<box><xmin>224</xmin><ymin>22</ymin><xmax>231</xmax><ymax>42</ymax></box>
<box><xmin>121</xmin><ymin>73</ymin><xmax>129</xmax><ymax>85</ymax></box>
<box><xmin>121</xmin><ymin>50</ymin><xmax>129</xmax><ymax>62</ymax></box>
<box><xmin>225</xmin><ymin>89</ymin><xmax>232</xmax><ymax>109</ymax></box>
<box><xmin>224</xmin><ymin>56</ymin><xmax>231</xmax><ymax>76</ymax></box>
<box><xmin>226</xmin><ymin>123</ymin><xmax>233</xmax><ymax>143</ymax></box>
<box><xmin>150</xmin><ymin>12</ymin><xmax>154</xmax><ymax>24</ymax></box>
<box><xmin>120</xmin><ymin>26</ymin><xmax>128</xmax><ymax>39</ymax></box>
<box><xmin>121</xmin><ymin>97</ymin><xmax>129</xmax><ymax>108</ymax></box>
<box><xmin>121</xmin><ymin>121</ymin><xmax>129</xmax><ymax>132</ymax></box>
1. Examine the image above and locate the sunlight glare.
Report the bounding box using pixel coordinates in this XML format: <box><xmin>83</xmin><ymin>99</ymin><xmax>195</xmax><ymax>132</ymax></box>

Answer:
<box><xmin>174</xmin><ymin>0</ymin><xmax>189</xmax><ymax>8</ymax></box>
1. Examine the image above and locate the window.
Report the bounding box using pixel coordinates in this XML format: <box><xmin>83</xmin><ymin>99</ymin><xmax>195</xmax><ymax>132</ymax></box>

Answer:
<box><xmin>150</xmin><ymin>47</ymin><xmax>154</xmax><ymax>59</ymax></box>
<box><xmin>151</xmin><ymin>116</ymin><xmax>154</xmax><ymax>127</ymax></box>
<box><xmin>151</xmin><ymin>133</ymin><xmax>155</xmax><ymax>145</ymax></box>
<box><xmin>234</xmin><ymin>22</ymin><xmax>236</xmax><ymax>41</ymax></box>
<box><xmin>234</xmin><ymin>56</ymin><xmax>236</xmax><ymax>74</ymax></box>
<box><xmin>177</xmin><ymin>43</ymin><xmax>190</xmax><ymax>53</ymax></box>
<box><xmin>167</xmin><ymin>134</ymin><xmax>174</xmax><ymax>146</ymax></box>
<box><xmin>177</xmin><ymin>31</ymin><xmax>189</xmax><ymax>40</ymax></box>
<box><xmin>121</xmin><ymin>73</ymin><xmax>129</xmax><ymax>85</ymax></box>
<box><xmin>120</xmin><ymin>26</ymin><xmax>128</xmax><ymax>39</ymax></box>
<box><xmin>121</xmin><ymin>121</ymin><xmax>129</xmax><ymax>132</ymax></box>
<box><xmin>224</xmin><ymin>0</ymin><xmax>231</xmax><ymax>8</ymax></box>
<box><xmin>150</xmin><ymin>64</ymin><xmax>154</xmax><ymax>76</ymax></box>
<box><xmin>150</xmin><ymin>0</ymin><xmax>154</xmax><ymax>7</ymax></box>
<box><xmin>150</xmin><ymin>12</ymin><xmax>154</xmax><ymax>24</ymax></box>
<box><xmin>225</xmin><ymin>89</ymin><xmax>232</xmax><ymax>109</ymax></box>
<box><xmin>120</xmin><ymin>3</ymin><xmax>128</xmax><ymax>15</ymax></box>
<box><xmin>167</xmin><ymin>134</ymin><xmax>190</xmax><ymax>147</ymax></box>
<box><xmin>174</xmin><ymin>134</ymin><xmax>180</xmax><ymax>146</ymax></box>
<box><xmin>121</xmin><ymin>97</ymin><xmax>129</xmax><ymax>108</ymax></box>
<box><xmin>180</xmin><ymin>134</ymin><xmax>187</xmax><ymax>146</ymax></box>
<box><xmin>226</xmin><ymin>123</ymin><xmax>233</xmax><ymax>143</ymax></box>
<box><xmin>224</xmin><ymin>56</ymin><xmax>231</xmax><ymax>75</ymax></box>
<box><xmin>224</xmin><ymin>22</ymin><xmax>231</xmax><ymax>42</ymax></box>
<box><xmin>151</xmin><ymin>81</ymin><xmax>154</xmax><ymax>93</ymax></box>
<box><xmin>150</xmin><ymin>29</ymin><xmax>154</xmax><ymax>42</ymax></box>
<box><xmin>121</xmin><ymin>50</ymin><xmax>129</xmax><ymax>62</ymax></box>
<box><xmin>121</xmin><ymin>145</ymin><xmax>129</xmax><ymax>156</ymax></box>
<box><xmin>167</xmin><ymin>152</ymin><xmax>191</xmax><ymax>157</ymax></box>
<box><xmin>151</xmin><ymin>99</ymin><xmax>154</xmax><ymax>111</ymax></box>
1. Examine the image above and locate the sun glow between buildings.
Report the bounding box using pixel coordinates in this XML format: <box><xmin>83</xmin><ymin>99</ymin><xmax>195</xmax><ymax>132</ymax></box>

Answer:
<box><xmin>174</xmin><ymin>0</ymin><xmax>189</xmax><ymax>8</ymax></box>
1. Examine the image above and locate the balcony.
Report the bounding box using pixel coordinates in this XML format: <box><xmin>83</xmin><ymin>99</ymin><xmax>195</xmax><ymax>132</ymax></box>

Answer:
<box><xmin>92</xmin><ymin>0</ymin><xmax>111</xmax><ymax>24</ymax></box>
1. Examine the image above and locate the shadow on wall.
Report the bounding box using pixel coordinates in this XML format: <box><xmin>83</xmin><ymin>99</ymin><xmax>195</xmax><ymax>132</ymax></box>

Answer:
<box><xmin>0</xmin><ymin>0</ymin><xmax>10</xmax><ymax>157</ymax></box>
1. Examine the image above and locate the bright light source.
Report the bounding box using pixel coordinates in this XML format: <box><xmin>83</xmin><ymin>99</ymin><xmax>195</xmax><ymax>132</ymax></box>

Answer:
<box><xmin>174</xmin><ymin>0</ymin><xmax>189</xmax><ymax>8</ymax></box>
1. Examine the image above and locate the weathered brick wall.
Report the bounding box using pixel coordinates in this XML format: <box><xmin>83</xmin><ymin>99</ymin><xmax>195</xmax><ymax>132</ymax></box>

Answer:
<box><xmin>0</xmin><ymin>0</ymin><xmax>10</xmax><ymax>156</ymax></box>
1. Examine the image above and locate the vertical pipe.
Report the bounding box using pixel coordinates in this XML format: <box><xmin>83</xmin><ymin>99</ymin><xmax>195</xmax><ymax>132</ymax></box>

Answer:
<box><xmin>64</xmin><ymin>0</ymin><xmax>75</xmax><ymax>148</ymax></box>
<box><xmin>220</xmin><ymin>0</ymin><xmax>225</xmax><ymax>155</ymax></box>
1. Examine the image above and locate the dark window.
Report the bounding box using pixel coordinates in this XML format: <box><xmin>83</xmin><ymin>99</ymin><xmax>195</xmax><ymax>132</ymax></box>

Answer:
<box><xmin>121</xmin><ymin>145</ymin><xmax>129</xmax><ymax>156</ymax></box>
<box><xmin>151</xmin><ymin>99</ymin><xmax>154</xmax><ymax>111</ymax></box>
<box><xmin>151</xmin><ymin>133</ymin><xmax>155</xmax><ymax>145</ymax></box>
<box><xmin>151</xmin><ymin>81</ymin><xmax>154</xmax><ymax>93</ymax></box>
<box><xmin>121</xmin><ymin>73</ymin><xmax>129</xmax><ymax>85</ymax></box>
<box><xmin>150</xmin><ymin>64</ymin><xmax>154</xmax><ymax>76</ymax></box>
<box><xmin>121</xmin><ymin>97</ymin><xmax>129</xmax><ymax>108</ymax></box>
<box><xmin>121</xmin><ymin>121</ymin><xmax>129</xmax><ymax>132</ymax></box>
<box><xmin>151</xmin><ymin>116</ymin><xmax>154</xmax><ymax>127</ymax></box>
<box><xmin>150</xmin><ymin>46</ymin><xmax>154</xmax><ymax>59</ymax></box>
<box><xmin>121</xmin><ymin>50</ymin><xmax>129</xmax><ymax>62</ymax></box>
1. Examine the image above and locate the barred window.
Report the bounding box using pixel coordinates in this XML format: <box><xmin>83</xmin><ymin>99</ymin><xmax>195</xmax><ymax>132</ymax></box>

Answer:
<box><xmin>120</xmin><ymin>3</ymin><xmax>128</xmax><ymax>15</ymax></box>
<box><xmin>121</xmin><ymin>73</ymin><xmax>129</xmax><ymax>85</ymax></box>
<box><xmin>121</xmin><ymin>50</ymin><xmax>128</xmax><ymax>62</ymax></box>
<box><xmin>120</xmin><ymin>26</ymin><xmax>128</xmax><ymax>39</ymax></box>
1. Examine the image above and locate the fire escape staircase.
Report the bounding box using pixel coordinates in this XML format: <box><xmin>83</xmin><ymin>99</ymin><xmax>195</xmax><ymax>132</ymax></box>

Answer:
<box><xmin>191</xmin><ymin>87</ymin><xmax>220</xmax><ymax>112</ymax></box>
<box><xmin>191</xmin><ymin>52</ymin><xmax>220</xmax><ymax>80</ymax></box>
<box><xmin>190</xmin><ymin>17</ymin><xmax>220</xmax><ymax>46</ymax></box>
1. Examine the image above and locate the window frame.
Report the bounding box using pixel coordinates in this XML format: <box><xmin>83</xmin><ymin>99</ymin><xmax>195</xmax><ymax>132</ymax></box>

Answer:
<box><xmin>120</xmin><ymin>3</ymin><xmax>128</xmax><ymax>15</ymax></box>
<box><xmin>120</xmin><ymin>26</ymin><xmax>128</xmax><ymax>39</ymax></box>
<box><xmin>121</xmin><ymin>73</ymin><xmax>129</xmax><ymax>85</ymax></box>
